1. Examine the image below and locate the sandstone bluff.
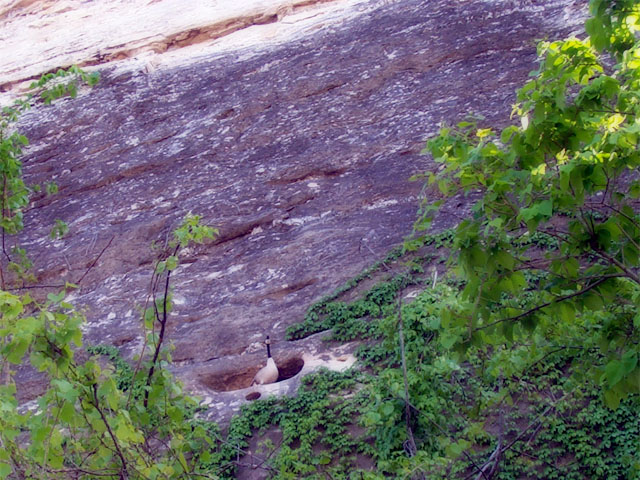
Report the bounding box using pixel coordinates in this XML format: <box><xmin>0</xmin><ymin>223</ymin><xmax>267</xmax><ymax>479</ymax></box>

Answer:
<box><xmin>4</xmin><ymin>0</ymin><xmax>586</xmax><ymax>422</ymax></box>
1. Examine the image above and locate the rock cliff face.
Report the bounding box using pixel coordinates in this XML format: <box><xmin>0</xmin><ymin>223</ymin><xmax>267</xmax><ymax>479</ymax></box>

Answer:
<box><xmin>0</xmin><ymin>0</ymin><xmax>369</xmax><ymax>100</ymax></box>
<box><xmin>5</xmin><ymin>0</ymin><xmax>586</xmax><ymax>421</ymax></box>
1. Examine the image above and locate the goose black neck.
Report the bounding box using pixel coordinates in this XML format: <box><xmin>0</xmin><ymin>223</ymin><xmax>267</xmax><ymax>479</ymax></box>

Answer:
<box><xmin>266</xmin><ymin>336</ymin><xmax>272</xmax><ymax>358</ymax></box>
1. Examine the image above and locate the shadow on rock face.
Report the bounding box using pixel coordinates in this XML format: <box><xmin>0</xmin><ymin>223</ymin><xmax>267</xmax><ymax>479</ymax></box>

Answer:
<box><xmin>276</xmin><ymin>356</ymin><xmax>305</xmax><ymax>382</ymax></box>
<box><xmin>200</xmin><ymin>356</ymin><xmax>305</xmax><ymax>393</ymax></box>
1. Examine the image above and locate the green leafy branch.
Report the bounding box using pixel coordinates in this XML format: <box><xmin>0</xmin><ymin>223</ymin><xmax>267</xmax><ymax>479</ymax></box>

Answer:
<box><xmin>0</xmin><ymin>216</ymin><xmax>219</xmax><ymax>479</ymax></box>
<box><xmin>411</xmin><ymin>0</ymin><xmax>640</xmax><ymax>408</ymax></box>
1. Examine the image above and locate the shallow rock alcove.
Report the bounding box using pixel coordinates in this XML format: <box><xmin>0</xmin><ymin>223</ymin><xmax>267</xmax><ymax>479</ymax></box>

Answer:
<box><xmin>200</xmin><ymin>356</ymin><xmax>305</xmax><ymax>392</ymax></box>
<box><xmin>192</xmin><ymin>339</ymin><xmax>359</xmax><ymax>423</ymax></box>
<box><xmin>276</xmin><ymin>356</ymin><xmax>305</xmax><ymax>382</ymax></box>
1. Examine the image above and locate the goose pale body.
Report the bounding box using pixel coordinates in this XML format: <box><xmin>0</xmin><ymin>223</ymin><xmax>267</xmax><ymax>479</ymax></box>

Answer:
<box><xmin>251</xmin><ymin>336</ymin><xmax>279</xmax><ymax>386</ymax></box>
<box><xmin>252</xmin><ymin>357</ymin><xmax>279</xmax><ymax>385</ymax></box>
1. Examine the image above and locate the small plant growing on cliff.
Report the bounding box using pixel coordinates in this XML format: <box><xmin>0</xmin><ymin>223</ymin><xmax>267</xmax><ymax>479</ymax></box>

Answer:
<box><xmin>137</xmin><ymin>214</ymin><xmax>217</xmax><ymax>408</ymax></box>
<box><xmin>49</xmin><ymin>219</ymin><xmax>68</xmax><ymax>240</ymax></box>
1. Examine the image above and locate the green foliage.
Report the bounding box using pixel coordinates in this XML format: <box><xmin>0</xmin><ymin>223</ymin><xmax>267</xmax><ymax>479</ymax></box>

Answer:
<box><xmin>285</xmin><ymin>244</ymin><xmax>407</xmax><ymax>340</ymax></box>
<box><xmin>204</xmin><ymin>369</ymin><xmax>366</xmax><ymax>479</ymax></box>
<box><xmin>6</xmin><ymin>246</ymin><xmax>35</xmax><ymax>284</ymax></box>
<box><xmin>356</xmin><ymin>281</ymin><xmax>640</xmax><ymax>478</ymax></box>
<box><xmin>586</xmin><ymin>0</ymin><xmax>640</xmax><ymax>58</ymax></box>
<box><xmin>87</xmin><ymin>344</ymin><xmax>136</xmax><ymax>392</ymax></box>
<box><xmin>220</xmin><ymin>266</ymin><xmax>638</xmax><ymax>478</ymax></box>
<box><xmin>411</xmin><ymin>0</ymin><xmax>640</xmax><ymax>407</ymax></box>
<box><xmin>45</xmin><ymin>182</ymin><xmax>58</xmax><ymax>196</ymax></box>
<box><xmin>286</xmin><ymin>232</ymin><xmax>453</xmax><ymax>342</ymax></box>
<box><xmin>286</xmin><ymin>273</ymin><xmax>422</xmax><ymax>342</ymax></box>
<box><xmin>0</xmin><ymin>217</ymin><xmax>219</xmax><ymax>479</ymax></box>
<box><xmin>49</xmin><ymin>219</ymin><xmax>68</xmax><ymax>240</ymax></box>
<box><xmin>404</xmin><ymin>226</ymin><xmax>455</xmax><ymax>252</ymax></box>
<box><xmin>171</xmin><ymin>213</ymin><xmax>218</xmax><ymax>249</ymax></box>
<box><xmin>362</xmin><ymin>286</ymin><xmax>463</xmax><ymax>461</ymax></box>
<box><xmin>2</xmin><ymin>2</ymin><xmax>639</xmax><ymax>478</ymax></box>
<box><xmin>29</xmin><ymin>66</ymin><xmax>100</xmax><ymax>105</ymax></box>
<box><xmin>498</xmin><ymin>390</ymin><xmax>640</xmax><ymax>480</ymax></box>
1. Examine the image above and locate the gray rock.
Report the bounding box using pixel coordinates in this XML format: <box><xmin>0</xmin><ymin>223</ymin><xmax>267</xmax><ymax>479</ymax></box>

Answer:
<box><xmin>11</xmin><ymin>0</ymin><xmax>586</xmax><ymax>421</ymax></box>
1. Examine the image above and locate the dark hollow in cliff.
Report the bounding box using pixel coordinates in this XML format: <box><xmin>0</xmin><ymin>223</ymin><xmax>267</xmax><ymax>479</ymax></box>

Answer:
<box><xmin>201</xmin><ymin>356</ymin><xmax>305</xmax><ymax>392</ymax></box>
<box><xmin>276</xmin><ymin>356</ymin><xmax>305</xmax><ymax>381</ymax></box>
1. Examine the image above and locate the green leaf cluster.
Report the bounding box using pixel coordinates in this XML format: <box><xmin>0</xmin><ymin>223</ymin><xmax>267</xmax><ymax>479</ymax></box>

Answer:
<box><xmin>204</xmin><ymin>369</ymin><xmax>365</xmax><ymax>480</ymax></box>
<box><xmin>412</xmin><ymin>0</ymin><xmax>640</xmax><ymax>407</ymax></box>
<box><xmin>0</xmin><ymin>217</ymin><xmax>221</xmax><ymax>479</ymax></box>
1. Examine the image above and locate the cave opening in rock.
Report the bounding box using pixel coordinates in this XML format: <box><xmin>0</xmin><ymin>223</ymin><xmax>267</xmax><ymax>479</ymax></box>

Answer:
<box><xmin>276</xmin><ymin>356</ymin><xmax>304</xmax><ymax>381</ymax></box>
<box><xmin>201</xmin><ymin>356</ymin><xmax>305</xmax><ymax>392</ymax></box>
<box><xmin>245</xmin><ymin>391</ymin><xmax>261</xmax><ymax>401</ymax></box>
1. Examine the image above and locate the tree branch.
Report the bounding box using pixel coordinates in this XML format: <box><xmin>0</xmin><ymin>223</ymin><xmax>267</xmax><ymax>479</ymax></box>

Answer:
<box><xmin>91</xmin><ymin>383</ymin><xmax>130</xmax><ymax>480</ymax></box>
<box><xmin>143</xmin><ymin>245</ymin><xmax>178</xmax><ymax>408</ymax></box>
<box><xmin>592</xmin><ymin>248</ymin><xmax>640</xmax><ymax>284</ymax></box>
<box><xmin>397</xmin><ymin>293</ymin><xmax>418</xmax><ymax>459</ymax></box>
<box><xmin>408</xmin><ymin>398</ymin><xmax>489</xmax><ymax>480</ymax></box>
<box><xmin>476</xmin><ymin>274</ymin><xmax>620</xmax><ymax>332</ymax></box>
<box><xmin>76</xmin><ymin>235</ymin><xmax>114</xmax><ymax>285</ymax></box>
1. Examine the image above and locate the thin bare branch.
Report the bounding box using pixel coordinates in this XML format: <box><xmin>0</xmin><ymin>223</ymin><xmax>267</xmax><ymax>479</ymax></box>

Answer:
<box><xmin>397</xmin><ymin>293</ymin><xmax>418</xmax><ymax>459</ymax></box>
<box><xmin>91</xmin><ymin>383</ymin><xmax>130</xmax><ymax>480</ymax></box>
<box><xmin>76</xmin><ymin>235</ymin><xmax>115</xmax><ymax>285</ymax></box>
<box><xmin>475</xmin><ymin>274</ymin><xmax>621</xmax><ymax>332</ymax></box>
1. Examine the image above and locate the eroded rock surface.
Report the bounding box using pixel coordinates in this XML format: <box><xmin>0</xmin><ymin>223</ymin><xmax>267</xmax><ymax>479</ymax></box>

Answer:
<box><xmin>8</xmin><ymin>0</ymin><xmax>586</xmax><ymax>421</ymax></box>
<box><xmin>0</xmin><ymin>0</ymin><xmax>351</xmax><ymax>97</ymax></box>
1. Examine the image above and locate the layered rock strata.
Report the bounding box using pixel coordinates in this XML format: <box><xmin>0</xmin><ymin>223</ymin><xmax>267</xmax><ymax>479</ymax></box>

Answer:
<box><xmin>5</xmin><ymin>0</ymin><xmax>586</xmax><ymax>421</ymax></box>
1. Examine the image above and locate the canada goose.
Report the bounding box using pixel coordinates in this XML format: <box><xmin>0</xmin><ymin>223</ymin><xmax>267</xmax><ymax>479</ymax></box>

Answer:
<box><xmin>251</xmin><ymin>336</ymin><xmax>279</xmax><ymax>386</ymax></box>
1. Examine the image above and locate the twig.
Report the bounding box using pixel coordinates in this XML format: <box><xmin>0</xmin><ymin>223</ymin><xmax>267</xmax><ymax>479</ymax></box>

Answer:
<box><xmin>85</xmin><ymin>233</ymin><xmax>98</xmax><ymax>256</ymax></box>
<box><xmin>143</xmin><ymin>244</ymin><xmax>178</xmax><ymax>408</ymax></box>
<box><xmin>62</xmin><ymin>253</ymin><xmax>72</xmax><ymax>272</ymax></box>
<box><xmin>592</xmin><ymin>247</ymin><xmax>640</xmax><ymax>285</ymax></box>
<box><xmin>43</xmin><ymin>466</ymin><xmax>121</xmax><ymax>477</ymax></box>
<box><xmin>7</xmin><ymin>283</ymin><xmax>65</xmax><ymax>290</ymax></box>
<box><xmin>397</xmin><ymin>293</ymin><xmax>418</xmax><ymax>459</ymax></box>
<box><xmin>473</xmin><ymin>441</ymin><xmax>501</xmax><ymax>480</ymax></box>
<box><xmin>407</xmin><ymin>398</ymin><xmax>488</xmax><ymax>480</ymax></box>
<box><xmin>615</xmin><ymin>221</ymin><xmax>640</xmax><ymax>257</ymax></box>
<box><xmin>1</xmin><ymin>173</ymin><xmax>11</xmax><ymax>264</ymax></box>
<box><xmin>250</xmin><ymin>435</ymin><xmax>283</xmax><ymax>471</ymax></box>
<box><xmin>600</xmin><ymin>203</ymin><xmax>640</xmax><ymax>231</ymax></box>
<box><xmin>475</xmin><ymin>373</ymin><xmax>504</xmax><ymax>480</ymax></box>
<box><xmin>125</xmin><ymin>266</ymin><xmax>159</xmax><ymax>408</ymax></box>
<box><xmin>91</xmin><ymin>384</ymin><xmax>130</xmax><ymax>479</ymax></box>
<box><xmin>523</xmin><ymin>345</ymin><xmax>583</xmax><ymax>373</ymax></box>
<box><xmin>475</xmin><ymin>275</ymin><xmax>615</xmax><ymax>332</ymax></box>
<box><xmin>462</xmin><ymin>390</ymin><xmax>573</xmax><ymax>480</ymax></box>
<box><xmin>76</xmin><ymin>235</ymin><xmax>114</xmax><ymax>285</ymax></box>
<box><xmin>501</xmin><ymin>390</ymin><xmax>572</xmax><ymax>454</ymax></box>
<box><xmin>42</xmin><ymin>396</ymin><xmax>63</xmax><ymax>475</ymax></box>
